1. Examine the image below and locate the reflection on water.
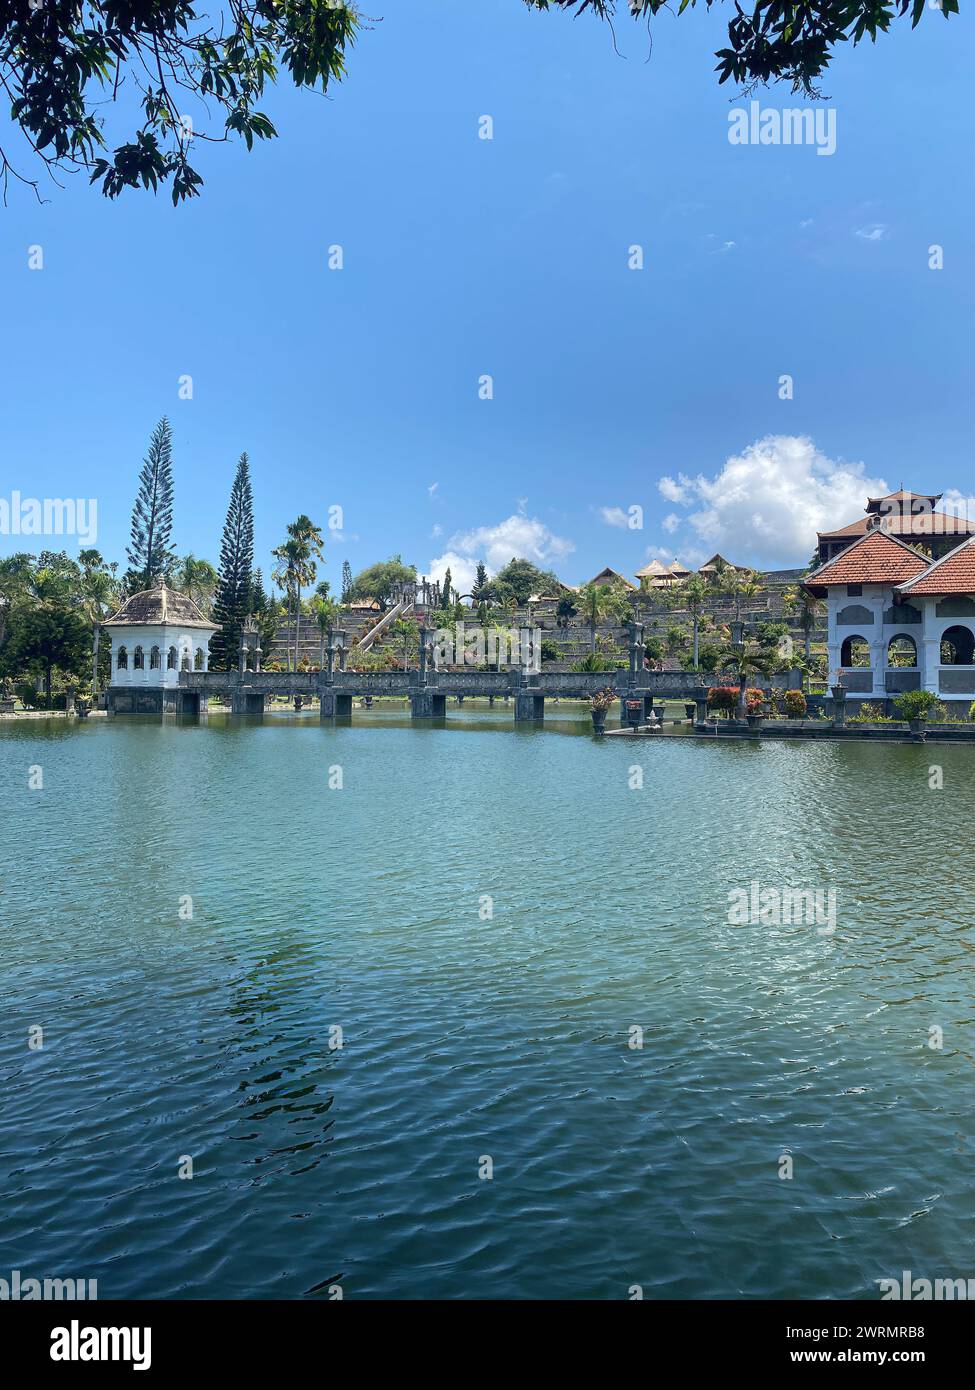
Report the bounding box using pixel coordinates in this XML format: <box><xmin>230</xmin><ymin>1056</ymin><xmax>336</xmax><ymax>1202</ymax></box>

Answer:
<box><xmin>1</xmin><ymin>714</ymin><xmax>974</xmax><ymax>1298</ymax></box>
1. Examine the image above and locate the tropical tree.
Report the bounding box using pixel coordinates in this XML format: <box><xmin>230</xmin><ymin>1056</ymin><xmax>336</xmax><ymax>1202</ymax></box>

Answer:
<box><xmin>77</xmin><ymin>549</ymin><xmax>120</xmax><ymax>697</ymax></box>
<box><xmin>484</xmin><ymin>558</ymin><xmax>562</xmax><ymax>607</ymax></box>
<box><xmin>315</xmin><ymin>596</ymin><xmax>340</xmax><ymax>669</ymax></box>
<box><xmin>472</xmin><ymin>562</ymin><xmax>489</xmax><ymax>602</ymax></box>
<box><xmin>677</xmin><ymin>574</ymin><xmax>709</xmax><ymax>669</ymax></box>
<box><xmin>210</xmin><ymin>455</ymin><xmax>255</xmax><ymax>669</ymax></box>
<box><xmin>271</xmin><ymin>539</ymin><xmax>301</xmax><ymax>672</ymax></box>
<box><xmin>2</xmin><ymin>1</ymin><xmax>945</xmax><ymax>204</ymax></box>
<box><xmin>250</xmin><ymin>570</ymin><xmax>279</xmax><ymax>665</ymax></box>
<box><xmin>126</xmin><ymin>418</ymin><xmax>176</xmax><ymax>591</ymax></box>
<box><xmin>273</xmin><ymin>515</ymin><xmax>324</xmax><ymax>669</ymax></box>
<box><xmin>349</xmin><ymin>557</ymin><xmax>416</xmax><ymax>610</ymax></box>
<box><xmin>574</xmin><ymin>580</ymin><xmax>631</xmax><ymax>655</ymax></box>
<box><xmin>175</xmin><ymin>555</ymin><xmax>219</xmax><ymax>615</ymax></box>
<box><xmin>392</xmin><ymin>616</ymin><xmax>421</xmax><ymax>671</ymax></box>
<box><xmin>719</xmin><ymin>644</ymin><xmax>774</xmax><ymax>720</ymax></box>
<box><xmin>341</xmin><ymin>560</ymin><xmax>353</xmax><ymax>605</ymax></box>
<box><xmin>0</xmin><ymin>595</ymin><xmax>89</xmax><ymax>704</ymax></box>
<box><xmin>783</xmin><ymin>585</ymin><xmax>823</xmax><ymax>661</ymax></box>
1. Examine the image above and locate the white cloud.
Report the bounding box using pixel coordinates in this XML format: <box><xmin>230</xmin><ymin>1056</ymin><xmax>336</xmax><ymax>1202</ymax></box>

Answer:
<box><xmin>662</xmin><ymin>513</ymin><xmax>680</xmax><ymax>534</ymax></box>
<box><xmin>645</xmin><ymin>543</ymin><xmax>707</xmax><ymax>568</ymax></box>
<box><xmin>599</xmin><ymin>506</ymin><xmax>631</xmax><ymax>529</ymax></box>
<box><xmin>658</xmin><ymin>435</ymin><xmax>887</xmax><ymax>568</ymax></box>
<box><xmin>430</xmin><ymin>524</ymin><xmax>443</xmax><ymax>538</ymax></box>
<box><xmin>428</xmin><ymin>482</ymin><xmax>439</xmax><ymax>496</ymax></box>
<box><xmin>426</xmin><ymin>550</ymin><xmax>479</xmax><ymax>595</ymax></box>
<box><xmin>855</xmin><ymin>223</ymin><xmax>887</xmax><ymax>242</ymax></box>
<box><xmin>430</xmin><ymin>512</ymin><xmax>575</xmax><ymax>586</ymax></box>
<box><xmin>659</xmin><ymin>474</ymin><xmax>692</xmax><ymax>504</ymax></box>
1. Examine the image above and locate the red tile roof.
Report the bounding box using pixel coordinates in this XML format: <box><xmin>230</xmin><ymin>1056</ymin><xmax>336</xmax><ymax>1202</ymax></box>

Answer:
<box><xmin>898</xmin><ymin>537</ymin><xmax>975</xmax><ymax>596</ymax></box>
<box><xmin>805</xmin><ymin>530</ymin><xmax>929</xmax><ymax>591</ymax></box>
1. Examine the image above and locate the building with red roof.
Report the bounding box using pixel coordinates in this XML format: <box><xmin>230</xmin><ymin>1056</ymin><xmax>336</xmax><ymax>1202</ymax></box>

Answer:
<box><xmin>804</xmin><ymin>522</ymin><xmax>975</xmax><ymax>709</ymax></box>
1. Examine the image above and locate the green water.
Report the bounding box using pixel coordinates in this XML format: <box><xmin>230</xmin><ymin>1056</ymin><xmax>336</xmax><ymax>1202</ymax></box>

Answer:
<box><xmin>2</xmin><ymin>710</ymin><xmax>973</xmax><ymax>1299</ymax></box>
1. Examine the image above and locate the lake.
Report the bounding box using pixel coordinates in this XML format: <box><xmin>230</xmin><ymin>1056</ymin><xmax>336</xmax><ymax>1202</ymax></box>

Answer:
<box><xmin>2</xmin><ymin>709</ymin><xmax>973</xmax><ymax>1299</ymax></box>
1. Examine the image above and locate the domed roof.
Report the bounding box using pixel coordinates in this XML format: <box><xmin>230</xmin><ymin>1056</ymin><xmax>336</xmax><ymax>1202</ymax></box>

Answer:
<box><xmin>102</xmin><ymin>580</ymin><xmax>215</xmax><ymax>630</ymax></box>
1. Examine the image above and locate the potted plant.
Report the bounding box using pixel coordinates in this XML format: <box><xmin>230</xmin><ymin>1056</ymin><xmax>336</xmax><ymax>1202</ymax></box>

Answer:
<box><xmin>893</xmin><ymin>688</ymin><xmax>939</xmax><ymax>734</ymax></box>
<box><xmin>831</xmin><ymin>669</ymin><xmax>849</xmax><ymax>702</ymax></box>
<box><xmin>746</xmin><ymin>692</ymin><xmax>766</xmax><ymax>730</ymax></box>
<box><xmin>589</xmin><ymin>686</ymin><xmax>616</xmax><ymax>734</ymax></box>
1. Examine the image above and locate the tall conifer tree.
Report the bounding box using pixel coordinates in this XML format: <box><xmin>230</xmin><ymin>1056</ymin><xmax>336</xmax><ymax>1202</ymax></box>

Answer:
<box><xmin>341</xmin><ymin>559</ymin><xmax>353</xmax><ymax>604</ymax></box>
<box><xmin>126</xmin><ymin>417</ymin><xmax>175</xmax><ymax>590</ymax></box>
<box><xmin>211</xmin><ymin>453</ymin><xmax>255</xmax><ymax>670</ymax></box>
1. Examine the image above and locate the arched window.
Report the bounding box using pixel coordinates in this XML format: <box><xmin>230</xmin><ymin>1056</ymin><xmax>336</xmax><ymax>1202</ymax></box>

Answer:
<box><xmin>116</xmin><ymin>645</ymin><xmax>128</xmax><ymax>670</ymax></box>
<box><xmin>887</xmin><ymin>635</ymin><xmax>917</xmax><ymax>668</ymax></box>
<box><xmin>194</xmin><ymin>647</ymin><xmax>204</xmax><ymax>671</ymax></box>
<box><xmin>150</xmin><ymin>646</ymin><xmax>161</xmax><ymax>670</ymax></box>
<box><xmin>181</xmin><ymin>650</ymin><xmax>191</xmax><ymax>672</ymax></box>
<box><xmin>133</xmin><ymin>645</ymin><xmax>145</xmax><ymax>670</ymax></box>
<box><xmin>167</xmin><ymin>646</ymin><xmax>177</xmax><ymax>670</ymax></box>
<box><xmin>941</xmin><ymin>625</ymin><xmax>975</xmax><ymax>665</ymax></box>
<box><xmin>840</xmin><ymin>635</ymin><xmax>871</xmax><ymax>667</ymax></box>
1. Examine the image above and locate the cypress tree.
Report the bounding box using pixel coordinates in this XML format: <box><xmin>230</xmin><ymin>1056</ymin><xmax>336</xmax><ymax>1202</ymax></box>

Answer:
<box><xmin>210</xmin><ymin>453</ymin><xmax>255</xmax><ymax>670</ymax></box>
<box><xmin>341</xmin><ymin>559</ymin><xmax>353</xmax><ymax>603</ymax></box>
<box><xmin>126</xmin><ymin>417</ymin><xmax>175</xmax><ymax>591</ymax></box>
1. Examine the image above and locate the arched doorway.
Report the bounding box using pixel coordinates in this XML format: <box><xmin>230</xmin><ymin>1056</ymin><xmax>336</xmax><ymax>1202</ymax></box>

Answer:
<box><xmin>887</xmin><ymin>634</ymin><xmax>917</xmax><ymax>668</ymax></box>
<box><xmin>941</xmin><ymin>625</ymin><xmax>975</xmax><ymax>665</ymax></box>
<box><xmin>840</xmin><ymin>635</ymin><xmax>871</xmax><ymax>667</ymax></box>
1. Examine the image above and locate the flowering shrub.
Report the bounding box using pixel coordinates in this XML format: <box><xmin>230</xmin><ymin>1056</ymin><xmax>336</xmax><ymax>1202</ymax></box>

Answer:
<box><xmin>707</xmin><ymin>686</ymin><xmax>763</xmax><ymax>715</ymax></box>
<box><xmin>784</xmin><ymin>690</ymin><xmax>807</xmax><ymax>718</ymax></box>
<box><xmin>707</xmin><ymin>685</ymin><xmax>738</xmax><ymax>712</ymax></box>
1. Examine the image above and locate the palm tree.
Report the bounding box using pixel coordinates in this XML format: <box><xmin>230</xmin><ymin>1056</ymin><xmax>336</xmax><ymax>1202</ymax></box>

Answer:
<box><xmin>392</xmin><ymin>615</ymin><xmax>420</xmax><ymax>670</ymax></box>
<box><xmin>574</xmin><ymin>581</ymin><xmax>631</xmax><ymax>656</ymax></box>
<box><xmin>77</xmin><ymin>550</ymin><xmax>120</xmax><ymax>698</ymax></box>
<box><xmin>783</xmin><ymin>585</ymin><xmax>823</xmax><ymax>661</ymax></box>
<box><xmin>285</xmin><ymin>516</ymin><xmax>325</xmax><ymax>670</ymax></box>
<box><xmin>720</xmin><ymin>644</ymin><xmax>773</xmax><ymax>720</ymax></box>
<box><xmin>678</xmin><ymin>574</ymin><xmax>709</xmax><ymax>669</ymax></box>
<box><xmin>175</xmin><ymin>555</ymin><xmax>219</xmax><ymax>616</ymax></box>
<box><xmin>315</xmin><ymin>595</ymin><xmax>340</xmax><ymax>669</ymax></box>
<box><xmin>271</xmin><ymin>539</ymin><xmax>302</xmax><ymax>671</ymax></box>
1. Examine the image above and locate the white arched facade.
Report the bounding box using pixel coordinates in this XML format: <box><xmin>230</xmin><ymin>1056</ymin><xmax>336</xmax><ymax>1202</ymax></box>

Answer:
<box><xmin>108</xmin><ymin>624</ymin><xmax>214</xmax><ymax>690</ymax></box>
<box><xmin>827</xmin><ymin>588</ymin><xmax>922</xmax><ymax>698</ymax></box>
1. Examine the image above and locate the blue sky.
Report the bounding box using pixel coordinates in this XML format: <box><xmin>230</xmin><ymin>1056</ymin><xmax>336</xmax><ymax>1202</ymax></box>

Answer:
<box><xmin>2</xmin><ymin>1</ymin><xmax>974</xmax><ymax>588</ymax></box>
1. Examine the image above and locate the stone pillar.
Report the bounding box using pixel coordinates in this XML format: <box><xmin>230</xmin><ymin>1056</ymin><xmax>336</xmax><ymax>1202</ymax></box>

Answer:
<box><xmin>418</xmin><ymin>627</ymin><xmax>428</xmax><ymax>683</ymax></box>
<box><xmin>238</xmin><ymin>632</ymin><xmax>247</xmax><ymax>676</ymax></box>
<box><xmin>410</xmin><ymin>689</ymin><xmax>446</xmax><ymax>718</ymax></box>
<box><xmin>253</xmin><ymin>645</ymin><xmax>262</xmax><ymax>674</ymax></box>
<box><xmin>921</xmin><ymin>635</ymin><xmax>940</xmax><ymax>696</ymax></box>
<box><xmin>627</xmin><ymin>622</ymin><xmax>640</xmax><ymax>677</ymax></box>
<box><xmin>695</xmin><ymin>694</ymin><xmax>709</xmax><ymax>724</ymax></box>
<box><xmin>514</xmin><ymin>691</ymin><xmax>544</xmax><ymax>722</ymax></box>
<box><xmin>832</xmin><ymin>689</ymin><xmax>847</xmax><ymax>728</ymax></box>
<box><xmin>870</xmin><ymin>638</ymin><xmax>887</xmax><ymax>699</ymax></box>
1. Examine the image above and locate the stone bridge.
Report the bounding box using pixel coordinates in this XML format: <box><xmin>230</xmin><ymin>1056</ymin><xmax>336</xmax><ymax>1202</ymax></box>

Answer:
<box><xmin>173</xmin><ymin>622</ymin><xmax>793</xmax><ymax>723</ymax></box>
